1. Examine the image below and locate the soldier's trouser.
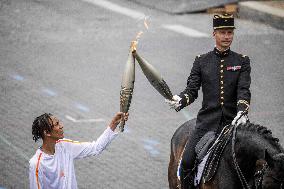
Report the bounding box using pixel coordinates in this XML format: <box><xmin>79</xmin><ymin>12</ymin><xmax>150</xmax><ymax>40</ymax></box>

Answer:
<box><xmin>181</xmin><ymin>127</ymin><xmax>209</xmax><ymax>174</ymax></box>
<box><xmin>181</xmin><ymin>118</ymin><xmax>230</xmax><ymax>180</ymax></box>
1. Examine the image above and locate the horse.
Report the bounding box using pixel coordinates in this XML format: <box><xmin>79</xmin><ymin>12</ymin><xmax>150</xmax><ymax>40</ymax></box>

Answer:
<box><xmin>168</xmin><ymin>119</ymin><xmax>284</xmax><ymax>189</ymax></box>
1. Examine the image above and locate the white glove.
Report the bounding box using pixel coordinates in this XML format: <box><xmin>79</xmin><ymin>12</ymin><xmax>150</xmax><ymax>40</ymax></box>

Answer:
<box><xmin>232</xmin><ymin>111</ymin><xmax>248</xmax><ymax>126</ymax></box>
<box><xmin>165</xmin><ymin>95</ymin><xmax>182</xmax><ymax>110</ymax></box>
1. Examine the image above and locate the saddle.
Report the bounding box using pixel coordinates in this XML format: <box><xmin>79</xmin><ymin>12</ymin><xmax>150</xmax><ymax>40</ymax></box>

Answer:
<box><xmin>194</xmin><ymin>124</ymin><xmax>234</xmax><ymax>184</ymax></box>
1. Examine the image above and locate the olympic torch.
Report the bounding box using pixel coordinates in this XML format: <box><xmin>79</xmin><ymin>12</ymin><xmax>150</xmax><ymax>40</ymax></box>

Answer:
<box><xmin>119</xmin><ymin>42</ymin><xmax>136</xmax><ymax>132</ymax></box>
<box><xmin>133</xmin><ymin>51</ymin><xmax>173</xmax><ymax>100</ymax></box>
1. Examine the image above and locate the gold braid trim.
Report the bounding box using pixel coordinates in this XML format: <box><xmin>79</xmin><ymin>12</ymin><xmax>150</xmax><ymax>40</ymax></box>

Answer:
<box><xmin>184</xmin><ymin>94</ymin><xmax>190</xmax><ymax>105</ymax></box>
<box><xmin>214</xmin><ymin>14</ymin><xmax>234</xmax><ymax>19</ymax></box>
<box><xmin>213</xmin><ymin>26</ymin><xmax>235</xmax><ymax>30</ymax></box>
<box><xmin>237</xmin><ymin>100</ymin><xmax>250</xmax><ymax>111</ymax></box>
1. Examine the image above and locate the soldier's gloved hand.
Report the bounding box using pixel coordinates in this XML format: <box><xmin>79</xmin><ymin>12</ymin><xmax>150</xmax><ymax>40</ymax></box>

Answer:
<box><xmin>232</xmin><ymin>111</ymin><xmax>248</xmax><ymax>126</ymax></box>
<box><xmin>165</xmin><ymin>95</ymin><xmax>182</xmax><ymax>110</ymax></box>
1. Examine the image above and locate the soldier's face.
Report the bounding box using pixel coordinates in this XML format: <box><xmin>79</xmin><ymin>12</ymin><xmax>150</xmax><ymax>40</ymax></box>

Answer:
<box><xmin>213</xmin><ymin>29</ymin><xmax>234</xmax><ymax>50</ymax></box>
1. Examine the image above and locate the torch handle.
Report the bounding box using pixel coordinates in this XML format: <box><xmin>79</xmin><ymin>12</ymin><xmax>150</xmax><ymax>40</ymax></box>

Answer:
<box><xmin>119</xmin><ymin>119</ymin><xmax>126</xmax><ymax>132</ymax></box>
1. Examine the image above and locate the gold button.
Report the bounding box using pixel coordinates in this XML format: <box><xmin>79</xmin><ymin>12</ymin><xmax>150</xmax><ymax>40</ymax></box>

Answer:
<box><xmin>221</xmin><ymin>65</ymin><xmax>224</xmax><ymax>68</ymax></box>
<box><xmin>221</xmin><ymin>97</ymin><xmax>224</xmax><ymax>100</ymax></box>
<box><xmin>221</xmin><ymin>75</ymin><xmax>223</xmax><ymax>78</ymax></box>
<box><xmin>220</xmin><ymin>70</ymin><xmax>223</xmax><ymax>73</ymax></box>
<box><xmin>221</xmin><ymin>60</ymin><xmax>224</xmax><ymax>62</ymax></box>
<box><xmin>221</xmin><ymin>102</ymin><xmax>224</xmax><ymax>105</ymax></box>
<box><xmin>221</xmin><ymin>91</ymin><xmax>224</xmax><ymax>94</ymax></box>
<box><xmin>221</xmin><ymin>81</ymin><xmax>223</xmax><ymax>84</ymax></box>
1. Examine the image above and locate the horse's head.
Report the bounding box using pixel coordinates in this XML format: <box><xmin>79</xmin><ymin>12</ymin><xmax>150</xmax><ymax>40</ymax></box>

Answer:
<box><xmin>260</xmin><ymin>151</ymin><xmax>284</xmax><ymax>189</ymax></box>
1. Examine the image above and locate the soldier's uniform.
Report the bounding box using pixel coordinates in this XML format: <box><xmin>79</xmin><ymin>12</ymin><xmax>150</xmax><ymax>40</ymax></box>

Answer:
<box><xmin>178</xmin><ymin>14</ymin><xmax>251</xmax><ymax>188</ymax></box>
<box><xmin>179</xmin><ymin>48</ymin><xmax>251</xmax><ymax>131</ymax></box>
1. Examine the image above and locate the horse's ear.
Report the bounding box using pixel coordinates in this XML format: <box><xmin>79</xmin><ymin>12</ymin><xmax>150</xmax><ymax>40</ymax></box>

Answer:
<box><xmin>264</xmin><ymin>149</ymin><xmax>274</xmax><ymax>168</ymax></box>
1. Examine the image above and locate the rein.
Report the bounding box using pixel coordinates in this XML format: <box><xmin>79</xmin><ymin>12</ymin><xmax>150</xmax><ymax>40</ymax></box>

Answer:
<box><xmin>231</xmin><ymin>111</ymin><xmax>284</xmax><ymax>189</ymax></box>
<box><xmin>231</xmin><ymin>121</ymin><xmax>251</xmax><ymax>189</ymax></box>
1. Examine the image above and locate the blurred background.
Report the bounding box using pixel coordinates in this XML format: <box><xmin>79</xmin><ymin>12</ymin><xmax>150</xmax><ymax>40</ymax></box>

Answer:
<box><xmin>0</xmin><ymin>0</ymin><xmax>283</xmax><ymax>188</ymax></box>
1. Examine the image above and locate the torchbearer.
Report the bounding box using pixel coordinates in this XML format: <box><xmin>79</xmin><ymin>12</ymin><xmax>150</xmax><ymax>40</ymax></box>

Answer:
<box><xmin>133</xmin><ymin>51</ymin><xmax>173</xmax><ymax>101</ymax></box>
<box><xmin>119</xmin><ymin>41</ymin><xmax>136</xmax><ymax>132</ymax></box>
<box><xmin>29</xmin><ymin>112</ymin><xmax>129</xmax><ymax>189</ymax></box>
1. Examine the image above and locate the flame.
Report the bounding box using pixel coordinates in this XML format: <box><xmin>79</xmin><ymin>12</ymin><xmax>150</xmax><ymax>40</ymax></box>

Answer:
<box><xmin>130</xmin><ymin>16</ymin><xmax>149</xmax><ymax>52</ymax></box>
<box><xmin>144</xmin><ymin>17</ymin><xmax>149</xmax><ymax>30</ymax></box>
<box><xmin>130</xmin><ymin>40</ymin><xmax>138</xmax><ymax>52</ymax></box>
<box><xmin>135</xmin><ymin>31</ymin><xmax>143</xmax><ymax>41</ymax></box>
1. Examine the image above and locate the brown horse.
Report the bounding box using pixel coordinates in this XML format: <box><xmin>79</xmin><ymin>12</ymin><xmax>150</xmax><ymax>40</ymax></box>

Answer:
<box><xmin>168</xmin><ymin>119</ymin><xmax>284</xmax><ymax>189</ymax></box>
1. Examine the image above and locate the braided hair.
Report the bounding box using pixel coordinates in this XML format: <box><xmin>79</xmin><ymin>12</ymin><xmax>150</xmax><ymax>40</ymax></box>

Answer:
<box><xmin>32</xmin><ymin>113</ymin><xmax>53</xmax><ymax>142</ymax></box>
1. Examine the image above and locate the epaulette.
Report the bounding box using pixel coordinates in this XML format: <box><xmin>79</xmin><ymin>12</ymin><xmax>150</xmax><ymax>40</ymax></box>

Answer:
<box><xmin>196</xmin><ymin>52</ymin><xmax>209</xmax><ymax>59</ymax></box>
<box><xmin>241</xmin><ymin>54</ymin><xmax>250</xmax><ymax>62</ymax></box>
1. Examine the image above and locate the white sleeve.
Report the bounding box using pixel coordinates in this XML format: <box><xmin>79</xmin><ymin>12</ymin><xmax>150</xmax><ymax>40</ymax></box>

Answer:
<box><xmin>69</xmin><ymin>127</ymin><xmax>118</xmax><ymax>159</ymax></box>
<box><xmin>29</xmin><ymin>162</ymin><xmax>43</xmax><ymax>189</ymax></box>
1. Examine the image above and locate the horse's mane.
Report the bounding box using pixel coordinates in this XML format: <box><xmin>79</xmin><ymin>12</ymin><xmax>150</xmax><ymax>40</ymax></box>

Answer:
<box><xmin>237</xmin><ymin>122</ymin><xmax>282</xmax><ymax>149</ymax></box>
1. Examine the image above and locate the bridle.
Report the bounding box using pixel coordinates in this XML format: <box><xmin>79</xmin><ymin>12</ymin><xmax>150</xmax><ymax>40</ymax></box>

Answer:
<box><xmin>254</xmin><ymin>161</ymin><xmax>284</xmax><ymax>189</ymax></box>
<box><xmin>231</xmin><ymin>111</ymin><xmax>284</xmax><ymax>189</ymax></box>
<box><xmin>232</xmin><ymin>128</ymin><xmax>284</xmax><ymax>189</ymax></box>
<box><xmin>254</xmin><ymin>162</ymin><xmax>268</xmax><ymax>189</ymax></box>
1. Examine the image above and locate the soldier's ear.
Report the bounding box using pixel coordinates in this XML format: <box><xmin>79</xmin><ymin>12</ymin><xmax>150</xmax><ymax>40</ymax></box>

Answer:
<box><xmin>213</xmin><ymin>31</ymin><xmax>216</xmax><ymax>37</ymax></box>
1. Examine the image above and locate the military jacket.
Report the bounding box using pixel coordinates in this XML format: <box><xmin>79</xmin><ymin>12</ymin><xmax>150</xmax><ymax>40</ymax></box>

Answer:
<box><xmin>179</xmin><ymin>48</ymin><xmax>251</xmax><ymax>130</ymax></box>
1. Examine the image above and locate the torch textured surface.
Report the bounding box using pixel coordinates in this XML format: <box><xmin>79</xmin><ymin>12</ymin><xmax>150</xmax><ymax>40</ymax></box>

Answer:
<box><xmin>134</xmin><ymin>51</ymin><xmax>173</xmax><ymax>100</ymax></box>
<box><xmin>119</xmin><ymin>49</ymin><xmax>135</xmax><ymax>131</ymax></box>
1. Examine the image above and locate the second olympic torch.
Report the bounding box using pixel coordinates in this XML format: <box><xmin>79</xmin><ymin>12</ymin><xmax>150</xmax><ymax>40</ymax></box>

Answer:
<box><xmin>133</xmin><ymin>51</ymin><xmax>173</xmax><ymax>100</ymax></box>
<box><xmin>119</xmin><ymin>42</ymin><xmax>136</xmax><ymax>132</ymax></box>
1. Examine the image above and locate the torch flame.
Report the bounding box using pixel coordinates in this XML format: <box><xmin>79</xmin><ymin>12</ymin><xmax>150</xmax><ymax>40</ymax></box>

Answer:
<box><xmin>130</xmin><ymin>40</ymin><xmax>138</xmax><ymax>52</ymax></box>
<box><xmin>144</xmin><ymin>17</ymin><xmax>149</xmax><ymax>30</ymax></box>
<box><xmin>130</xmin><ymin>16</ymin><xmax>149</xmax><ymax>53</ymax></box>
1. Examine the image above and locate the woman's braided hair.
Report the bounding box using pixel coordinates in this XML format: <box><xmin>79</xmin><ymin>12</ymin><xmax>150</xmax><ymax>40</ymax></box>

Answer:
<box><xmin>32</xmin><ymin>113</ymin><xmax>53</xmax><ymax>142</ymax></box>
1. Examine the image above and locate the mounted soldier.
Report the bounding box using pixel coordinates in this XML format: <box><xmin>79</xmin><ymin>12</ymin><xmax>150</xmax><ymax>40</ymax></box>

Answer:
<box><xmin>166</xmin><ymin>13</ymin><xmax>251</xmax><ymax>189</ymax></box>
